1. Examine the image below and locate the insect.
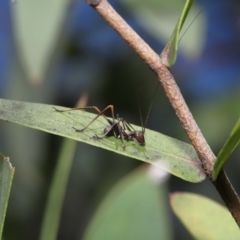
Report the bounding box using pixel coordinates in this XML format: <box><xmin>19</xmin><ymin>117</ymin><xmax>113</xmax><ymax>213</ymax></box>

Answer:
<box><xmin>53</xmin><ymin>105</ymin><xmax>146</xmax><ymax>149</ymax></box>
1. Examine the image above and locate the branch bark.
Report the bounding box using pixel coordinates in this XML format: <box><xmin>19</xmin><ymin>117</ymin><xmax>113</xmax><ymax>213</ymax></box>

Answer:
<box><xmin>86</xmin><ymin>0</ymin><xmax>240</xmax><ymax>226</ymax></box>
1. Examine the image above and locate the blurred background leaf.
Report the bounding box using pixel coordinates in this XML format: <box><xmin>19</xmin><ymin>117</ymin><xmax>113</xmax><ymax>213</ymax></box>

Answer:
<box><xmin>39</xmin><ymin>138</ymin><xmax>77</xmax><ymax>240</ymax></box>
<box><xmin>11</xmin><ymin>0</ymin><xmax>70</xmax><ymax>83</ymax></box>
<box><xmin>0</xmin><ymin>155</ymin><xmax>15</xmax><ymax>238</ymax></box>
<box><xmin>83</xmin><ymin>166</ymin><xmax>172</xmax><ymax>240</ymax></box>
<box><xmin>170</xmin><ymin>192</ymin><xmax>240</xmax><ymax>239</ymax></box>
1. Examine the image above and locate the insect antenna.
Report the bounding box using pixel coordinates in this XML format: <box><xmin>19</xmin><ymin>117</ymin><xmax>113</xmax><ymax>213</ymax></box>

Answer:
<box><xmin>178</xmin><ymin>10</ymin><xmax>203</xmax><ymax>43</ymax></box>
<box><xmin>142</xmin><ymin>82</ymin><xmax>160</xmax><ymax>134</ymax></box>
<box><xmin>136</xmin><ymin>103</ymin><xmax>144</xmax><ymax>134</ymax></box>
<box><xmin>138</xmin><ymin>11</ymin><xmax>202</xmax><ymax>135</ymax></box>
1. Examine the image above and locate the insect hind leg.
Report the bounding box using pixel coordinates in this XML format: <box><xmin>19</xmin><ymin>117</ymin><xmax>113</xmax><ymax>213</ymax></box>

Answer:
<box><xmin>74</xmin><ymin>105</ymin><xmax>115</xmax><ymax>132</ymax></box>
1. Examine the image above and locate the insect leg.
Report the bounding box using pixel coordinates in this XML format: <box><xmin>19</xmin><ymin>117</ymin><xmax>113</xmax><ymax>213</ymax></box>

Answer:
<box><xmin>54</xmin><ymin>105</ymin><xmax>115</xmax><ymax>132</ymax></box>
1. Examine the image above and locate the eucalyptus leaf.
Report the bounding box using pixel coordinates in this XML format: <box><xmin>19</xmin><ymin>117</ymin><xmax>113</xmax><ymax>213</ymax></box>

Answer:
<box><xmin>0</xmin><ymin>99</ymin><xmax>205</xmax><ymax>182</ymax></box>
<box><xmin>83</xmin><ymin>166</ymin><xmax>172</xmax><ymax>240</ymax></box>
<box><xmin>212</xmin><ymin>118</ymin><xmax>240</xmax><ymax>181</ymax></box>
<box><xmin>11</xmin><ymin>0</ymin><xmax>70</xmax><ymax>83</ymax></box>
<box><xmin>39</xmin><ymin>139</ymin><xmax>77</xmax><ymax>240</ymax></box>
<box><xmin>0</xmin><ymin>154</ymin><xmax>15</xmax><ymax>238</ymax></box>
<box><xmin>170</xmin><ymin>192</ymin><xmax>240</xmax><ymax>239</ymax></box>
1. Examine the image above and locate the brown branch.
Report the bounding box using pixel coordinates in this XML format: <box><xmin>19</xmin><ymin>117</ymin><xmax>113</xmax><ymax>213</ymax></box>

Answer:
<box><xmin>213</xmin><ymin>171</ymin><xmax>240</xmax><ymax>225</ymax></box>
<box><xmin>86</xmin><ymin>0</ymin><xmax>240</xmax><ymax>226</ymax></box>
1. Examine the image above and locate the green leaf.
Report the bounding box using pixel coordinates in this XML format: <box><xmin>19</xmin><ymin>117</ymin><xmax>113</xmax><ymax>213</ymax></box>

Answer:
<box><xmin>0</xmin><ymin>154</ymin><xmax>15</xmax><ymax>238</ymax></box>
<box><xmin>0</xmin><ymin>99</ymin><xmax>205</xmax><ymax>183</ymax></box>
<box><xmin>83</xmin><ymin>166</ymin><xmax>173</xmax><ymax>240</ymax></box>
<box><xmin>12</xmin><ymin>0</ymin><xmax>70</xmax><ymax>83</ymax></box>
<box><xmin>170</xmin><ymin>192</ymin><xmax>240</xmax><ymax>240</ymax></box>
<box><xmin>39</xmin><ymin>139</ymin><xmax>77</xmax><ymax>240</ymax></box>
<box><xmin>212</xmin><ymin>118</ymin><xmax>240</xmax><ymax>180</ymax></box>
<box><xmin>160</xmin><ymin>0</ymin><xmax>193</xmax><ymax>66</ymax></box>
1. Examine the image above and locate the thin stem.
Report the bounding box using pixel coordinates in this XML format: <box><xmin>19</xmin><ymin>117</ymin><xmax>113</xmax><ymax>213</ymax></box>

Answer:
<box><xmin>213</xmin><ymin>171</ymin><xmax>240</xmax><ymax>226</ymax></box>
<box><xmin>86</xmin><ymin>0</ymin><xmax>240</xmax><ymax>226</ymax></box>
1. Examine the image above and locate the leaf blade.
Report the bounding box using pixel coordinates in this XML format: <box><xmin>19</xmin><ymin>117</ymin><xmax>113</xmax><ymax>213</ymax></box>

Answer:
<box><xmin>39</xmin><ymin>139</ymin><xmax>77</xmax><ymax>240</ymax></box>
<box><xmin>83</xmin><ymin>166</ymin><xmax>173</xmax><ymax>240</ymax></box>
<box><xmin>0</xmin><ymin>154</ymin><xmax>15</xmax><ymax>238</ymax></box>
<box><xmin>170</xmin><ymin>192</ymin><xmax>240</xmax><ymax>239</ymax></box>
<box><xmin>0</xmin><ymin>99</ymin><xmax>205</xmax><ymax>183</ymax></box>
<box><xmin>12</xmin><ymin>0</ymin><xmax>70</xmax><ymax>82</ymax></box>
